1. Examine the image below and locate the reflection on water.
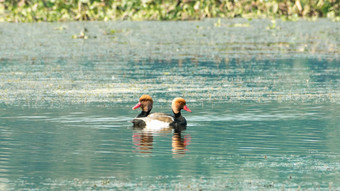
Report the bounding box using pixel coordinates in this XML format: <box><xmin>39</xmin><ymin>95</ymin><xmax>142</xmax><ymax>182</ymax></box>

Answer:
<box><xmin>132</xmin><ymin>128</ymin><xmax>191</xmax><ymax>155</ymax></box>
<box><xmin>133</xmin><ymin>131</ymin><xmax>154</xmax><ymax>153</ymax></box>
<box><xmin>172</xmin><ymin>131</ymin><xmax>191</xmax><ymax>155</ymax></box>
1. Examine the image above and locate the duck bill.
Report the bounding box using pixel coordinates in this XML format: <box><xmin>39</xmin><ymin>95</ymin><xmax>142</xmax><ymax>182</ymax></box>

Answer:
<box><xmin>132</xmin><ymin>102</ymin><xmax>142</xmax><ymax>110</ymax></box>
<box><xmin>183</xmin><ymin>105</ymin><xmax>192</xmax><ymax>112</ymax></box>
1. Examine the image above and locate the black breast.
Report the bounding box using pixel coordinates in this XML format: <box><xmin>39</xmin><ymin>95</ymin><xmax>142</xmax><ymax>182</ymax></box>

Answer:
<box><xmin>170</xmin><ymin>112</ymin><xmax>187</xmax><ymax>128</ymax></box>
<box><xmin>132</xmin><ymin>118</ymin><xmax>146</xmax><ymax>127</ymax></box>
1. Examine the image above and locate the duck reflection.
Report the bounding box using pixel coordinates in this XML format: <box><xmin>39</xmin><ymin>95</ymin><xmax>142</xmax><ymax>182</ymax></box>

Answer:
<box><xmin>132</xmin><ymin>131</ymin><xmax>154</xmax><ymax>153</ymax></box>
<box><xmin>132</xmin><ymin>126</ymin><xmax>191</xmax><ymax>155</ymax></box>
<box><xmin>172</xmin><ymin>130</ymin><xmax>190</xmax><ymax>155</ymax></box>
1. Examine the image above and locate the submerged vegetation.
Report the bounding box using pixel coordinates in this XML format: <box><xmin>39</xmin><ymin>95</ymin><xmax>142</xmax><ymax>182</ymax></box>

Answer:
<box><xmin>0</xmin><ymin>0</ymin><xmax>339</xmax><ymax>22</ymax></box>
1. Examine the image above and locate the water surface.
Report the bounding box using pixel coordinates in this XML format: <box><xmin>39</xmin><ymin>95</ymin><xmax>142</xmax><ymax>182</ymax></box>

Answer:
<box><xmin>1</xmin><ymin>102</ymin><xmax>340</xmax><ymax>190</ymax></box>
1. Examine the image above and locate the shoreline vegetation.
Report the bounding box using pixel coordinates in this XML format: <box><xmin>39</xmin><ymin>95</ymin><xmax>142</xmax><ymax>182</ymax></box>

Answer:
<box><xmin>0</xmin><ymin>0</ymin><xmax>339</xmax><ymax>22</ymax></box>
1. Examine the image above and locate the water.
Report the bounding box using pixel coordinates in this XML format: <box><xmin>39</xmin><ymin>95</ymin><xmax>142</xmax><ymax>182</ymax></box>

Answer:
<box><xmin>1</xmin><ymin>103</ymin><xmax>340</xmax><ymax>190</ymax></box>
<box><xmin>0</xmin><ymin>19</ymin><xmax>340</xmax><ymax>190</ymax></box>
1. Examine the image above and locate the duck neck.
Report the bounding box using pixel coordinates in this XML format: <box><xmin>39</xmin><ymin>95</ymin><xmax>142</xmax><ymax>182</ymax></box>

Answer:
<box><xmin>172</xmin><ymin>110</ymin><xmax>181</xmax><ymax>118</ymax></box>
<box><xmin>137</xmin><ymin>110</ymin><xmax>150</xmax><ymax>118</ymax></box>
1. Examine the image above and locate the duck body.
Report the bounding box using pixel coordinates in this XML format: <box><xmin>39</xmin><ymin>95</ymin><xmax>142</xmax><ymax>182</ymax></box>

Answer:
<box><xmin>133</xmin><ymin>112</ymin><xmax>173</xmax><ymax>129</ymax></box>
<box><xmin>137</xmin><ymin>111</ymin><xmax>187</xmax><ymax>130</ymax></box>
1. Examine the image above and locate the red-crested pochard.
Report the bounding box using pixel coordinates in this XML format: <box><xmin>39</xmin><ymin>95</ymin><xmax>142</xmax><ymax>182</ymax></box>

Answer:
<box><xmin>132</xmin><ymin>95</ymin><xmax>153</xmax><ymax>127</ymax></box>
<box><xmin>135</xmin><ymin>97</ymin><xmax>192</xmax><ymax>129</ymax></box>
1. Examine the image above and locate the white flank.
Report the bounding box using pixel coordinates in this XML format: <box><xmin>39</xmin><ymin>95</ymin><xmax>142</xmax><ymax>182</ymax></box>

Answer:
<box><xmin>141</xmin><ymin>114</ymin><xmax>174</xmax><ymax>130</ymax></box>
<box><xmin>144</xmin><ymin>120</ymin><xmax>170</xmax><ymax>130</ymax></box>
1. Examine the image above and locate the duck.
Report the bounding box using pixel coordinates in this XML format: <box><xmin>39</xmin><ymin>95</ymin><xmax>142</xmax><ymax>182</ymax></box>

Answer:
<box><xmin>132</xmin><ymin>95</ymin><xmax>153</xmax><ymax>127</ymax></box>
<box><xmin>134</xmin><ymin>97</ymin><xmax>192</xmax><ymax>129</ymax></box>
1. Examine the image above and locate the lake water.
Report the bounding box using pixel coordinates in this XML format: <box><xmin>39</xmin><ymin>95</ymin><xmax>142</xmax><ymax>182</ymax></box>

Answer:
<box><xmin>0</xmin><ymin>19</ymin><xmax>340</xmax><ymax>190</ymax></box>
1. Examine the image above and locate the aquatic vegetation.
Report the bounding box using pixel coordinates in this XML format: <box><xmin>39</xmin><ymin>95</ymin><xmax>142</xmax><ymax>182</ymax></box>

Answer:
<box><xmin>1</xmin><ymin>0</ymin><xmax>339</xmax><ymax>22</ymax></box>
<box><xmin>72</xmin><ymin>28</ymin><xmax>89</xmax><ymax>39</ymax></box>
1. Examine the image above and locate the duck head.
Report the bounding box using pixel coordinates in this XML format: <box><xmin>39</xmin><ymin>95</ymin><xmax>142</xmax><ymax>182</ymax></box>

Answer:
<box><xmin>132</xmin><ymin>94</ymin><xmax>153</xmax><ymax>112</ymax></box>
<box><xmin>172</xmin><ymin>97</ymin><xmax>192</xmax><ymax>114</ymax></box>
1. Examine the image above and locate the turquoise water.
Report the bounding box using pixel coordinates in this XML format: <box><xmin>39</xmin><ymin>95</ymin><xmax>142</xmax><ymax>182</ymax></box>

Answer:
<box><xmin>1</xmin><ymin>102</ymin><xmax>340</xmax><ymax>190</ymax></box>
<box><xmin>0</xmin><ymin>20</ymin><xmax>340</xmax><ymax>190</ymax></box>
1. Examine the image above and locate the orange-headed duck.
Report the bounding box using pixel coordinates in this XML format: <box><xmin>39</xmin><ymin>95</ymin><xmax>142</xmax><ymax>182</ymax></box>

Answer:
<box><xmin>132</xmin><ymin>95</ymin><xmax>153</xmax><ymax>126</ymax></box>
<box><xmin>135</xmin><ymin>97</ymin><xmax>192</xmax><ymax>129</ymax></box>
